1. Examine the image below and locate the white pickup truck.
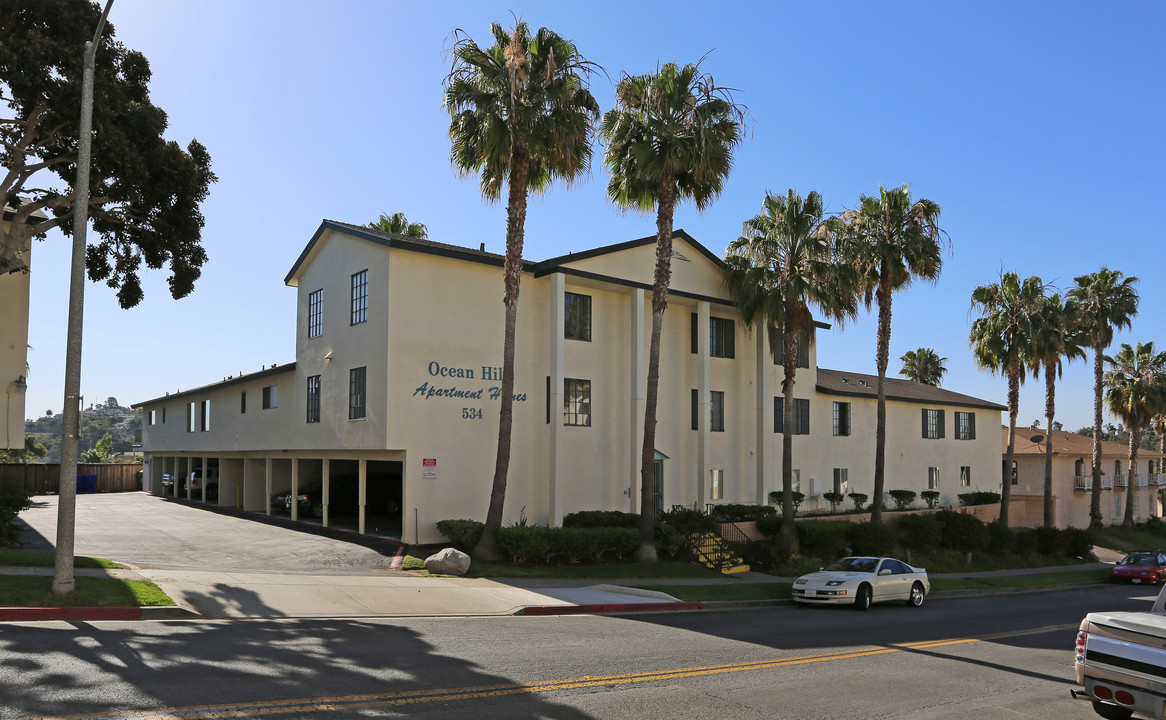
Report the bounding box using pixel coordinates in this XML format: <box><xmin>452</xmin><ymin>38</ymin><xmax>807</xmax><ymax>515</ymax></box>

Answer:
<box><xmin>1074</xmin><ymin>583</ymin><xmax>1166</xmax><ymax>719</ymax></box>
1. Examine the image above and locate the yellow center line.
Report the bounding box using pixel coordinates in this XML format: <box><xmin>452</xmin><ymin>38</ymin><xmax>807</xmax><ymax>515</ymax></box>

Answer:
<box><xmin>13</xmin><ymin>636</ymin><xmax>988</xmax><ymax>720</ymax></box>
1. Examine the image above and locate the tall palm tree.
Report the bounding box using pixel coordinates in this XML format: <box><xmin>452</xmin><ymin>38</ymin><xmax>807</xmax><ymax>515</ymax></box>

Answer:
<box><xmin>601</xmin><ymin>62</ymin><xmax>744</xmax><ymax>561</ymax></box>
<box><xmin>366</xmin><ymin>212</ymin><xmax>428</xmax><ymax>240</ymax></box>
<box><xmin>834</xmin><ymin>185</ymin><xmax>944</xmax><ymax>525</ymax></box>
<box><xmin>898</xmin><ymin>348</ymin><xmax>947</xmax><ymax>386</ymax></box>
<box><xmin>1155</xmin><ymin>414</ymin><xmax>1166</xmax><ymax>516</ymax></box>
<box><xmin>724</xmin><ymin>189</ymin><xmax>857</xmax><ymax>554</ymax></box>
<box><xmin>969</xmin><ymin>272</ymin><xmax>1046</xmax><ymax>528</ymax></box>
<box><xmin>1068</xmin><ymin>268</ymin><xmax>1139</xmax><ymax>531</ymax></box>
<box><xmin>1027</xmin><ymin>293</ymin><xmax>1087</xmax><ymax>527</ymax></box>
<box><xmin>445</xmin><ymin>21</ymin><xmax>600</xmax><ymax>562</ymax></box>
<box><xmin>1105</xmin><ymin>342</ymin><xmax>1166</xmax><ymax>527</ymax></box>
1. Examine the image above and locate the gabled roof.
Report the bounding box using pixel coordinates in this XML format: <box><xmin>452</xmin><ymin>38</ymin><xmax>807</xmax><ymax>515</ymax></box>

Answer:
<box><xmin>132</xmin><ymin>362</ymin><xmax>297</xmax><ymax>408</ymax></box>
<box><xmin>1006</xmin><ymin>427</ymin><xmax>1147</xmax><ymax>458</ymax></box>
<box><xmin>532</xmin><ymin>228</ymin><xmax>723</xmax><ymax>275</ymax></box>
<box><xmin>816</xmin><ymin>368</ymin><xmax>1006</xmax><ymax>411</ymax></box>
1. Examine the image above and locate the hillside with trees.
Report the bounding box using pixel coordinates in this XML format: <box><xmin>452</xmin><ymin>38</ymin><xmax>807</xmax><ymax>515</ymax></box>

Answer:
<box><xmin>18</xmin><ymin>397</ymin><xmax>140</xmax><ymax>463</ymax></box>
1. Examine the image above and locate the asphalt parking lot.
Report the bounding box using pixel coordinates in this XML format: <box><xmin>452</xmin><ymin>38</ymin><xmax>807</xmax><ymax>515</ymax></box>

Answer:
<box><xmin>17</xmin><ymin>492</ymin><xmax>400</xmax><ymax>573</ymax></box>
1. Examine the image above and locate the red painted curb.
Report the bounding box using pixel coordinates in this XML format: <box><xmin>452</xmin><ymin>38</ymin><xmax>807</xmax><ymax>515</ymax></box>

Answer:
<box><xmin>521</xmin><ymin>601</ymin><xmax>704</xmax><ymax>616</ymax></box>
<box><xmin>0</xmin><ymin>607</ymin><xmax>142</xmax><ymax>622</ymax></box>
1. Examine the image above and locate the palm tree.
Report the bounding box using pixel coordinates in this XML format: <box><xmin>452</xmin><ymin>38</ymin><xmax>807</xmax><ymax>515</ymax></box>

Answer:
<box><xmin>898</xmin><ymin>348</ymin><xmax>947</xmax><ymax>386</ymax></box>
<box><xmin>601</xmin><ymin>62</ymin><xmax>744</xmax><ymax>561</ymax></box>
<box><xmin>445</xmin><ymin>21</ymin><xmax>600</xmax><ymax>562</ymax></box>
<box><xmin>834</xmin><ymin>185</ymin><xmax>945</xmax><ymax>525</ymax></box>
<box><xmin>1105</xmin><ymin>342</ymin><xmax>1166</xmax><ymax>527</ymax></box>
<box><xmin>724</xmin><ymin>189</ymin><xmax>857</xmax><ymax>554</ymax></box>
<box><xmin>1027</xmin><ymin>292</ymin><xmax>1086</xmax><ymax>527</ymax></box>
<box><xmin>366</xmin><ymin>212</ymin><xmax>428</xmax><ymax>240</ymax></box>
<box><xmin>1068</xmin><ymin>268</ymin><xmax>1139</xmax><ymax>530</ymax></box>
<box><xmin>1155</xmin><ymin>414</ymin><xmax>1166</xmax><ymax>515</ymax></box>
<box><xmin>969</xmin><ymin>272</ymin><xmax>1046</xmax><ymax>528</ymax></box>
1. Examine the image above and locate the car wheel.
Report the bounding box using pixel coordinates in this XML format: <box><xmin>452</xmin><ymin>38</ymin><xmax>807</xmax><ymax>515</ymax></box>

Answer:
<box><xmin>1091</xmin><ymin>700</ymin><xmax>1133</xmax><ymax>719</ymax></box>
<box><xmin>854</xmin><ymin>584</ymin><xmax>872</xmax><ymax>611</ymax></box>
<box><xmin>907</xmin><ymin>581</ymin><xmax>925</xmax><ymax>607</ymax></box>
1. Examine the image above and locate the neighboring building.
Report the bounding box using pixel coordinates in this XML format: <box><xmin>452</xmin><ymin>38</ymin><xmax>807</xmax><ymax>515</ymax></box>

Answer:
<box><xmin>135</xmin><ymin>221</ymin><xmax>1004</xmax><ymax>543</ymax></box>
<box><xmin>1008</xmin><ymin>428</ymin><xmax>1166</xmax><ymax>528</ymax></box>
<box><xmin>0</xmin><ymin>206</ymin><xmax>33</xmax><ymax>452</ymax></box>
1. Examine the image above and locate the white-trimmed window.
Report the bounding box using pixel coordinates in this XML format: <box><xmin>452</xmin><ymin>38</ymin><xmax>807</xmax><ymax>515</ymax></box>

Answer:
<box><xmin>186</xmin><ymin>402</ymin><xmax>196</xmax><ymax>433</ymax></box>
<box><xmin>308</xmin><ymin>288</ymin><xmax>323</xmax><ymax>339</ymax></box>
<box><xmin>351</xmin><ymin>270</ymin><xmax>368</xmax><ymax>325</ymax></box>
<box><xmin>200</xmin><ymin>400</ymin><xmax>210</xmax><ymax>432</ymax></box>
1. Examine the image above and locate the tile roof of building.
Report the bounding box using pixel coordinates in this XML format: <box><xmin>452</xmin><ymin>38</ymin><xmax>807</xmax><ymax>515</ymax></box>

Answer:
<box><xmin>1005</xmin><ymin>426</ymin><xmax>1148</xmax><ymax>458</ymax></box>
<box><xmin>815</xmin><ymin>367</ymin><xmax>1006</xmax><ymax>411</ymax></box>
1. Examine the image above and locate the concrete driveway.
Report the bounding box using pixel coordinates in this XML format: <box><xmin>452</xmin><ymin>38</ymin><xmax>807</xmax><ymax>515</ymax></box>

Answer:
<box><xmin>17</xmin><ymin>492</ymin><xmax>399</xmax><ymax>573</ymax></box>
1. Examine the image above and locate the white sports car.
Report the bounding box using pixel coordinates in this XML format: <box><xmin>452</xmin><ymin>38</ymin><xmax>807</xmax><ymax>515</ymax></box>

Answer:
<box><xmin>793</xmin><ymin>556</ymin><xmax>930</xmax><ymax>610</ymax></box>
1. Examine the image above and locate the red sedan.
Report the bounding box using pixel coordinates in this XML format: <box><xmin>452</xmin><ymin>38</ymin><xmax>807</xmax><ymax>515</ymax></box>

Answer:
<box><xmin>1110</xmin><ymin>551</ymin><xmax>1166</xmax><ymax>584</ymax></box>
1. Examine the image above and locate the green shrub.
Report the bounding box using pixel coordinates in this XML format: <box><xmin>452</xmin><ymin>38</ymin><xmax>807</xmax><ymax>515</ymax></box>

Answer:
<box><xmin>1138</xmin><ymin>517</ymin><xmax>1166</xmax><ymax>538</ymax></box>
<box><xmin>798</xmin><ymin>520</ymin><xmax>853</xmax><ymax>559</ymax></box>
<box><xmin>653</xmin><ymin>521</ymin><xmax>684</xmax><ymax>559</ymax></box>
<box><xmin>896</xmin><ymin>513</ymin><xmax>942</xmax><ymax>550</ymax></box>
<box><xmin>739</xmin><ymin>541</ymin><xmax>783</xmax><ymax>573</ymax></box>
<box><xmin>756</xmin><ymin>513</ymin><xmax>781</xmax><ymax>538</ymax></box>
<box><xmin>1013</xmin><ymin>527</ymin><xmax>1038</xmax><ymax>555</ymax></box>
<box><xmin>709</xmin><ymin>504</ymin><xmax>777</xmax><ymax>522</ymax></box>
<box><xmin>888</xmin><ymin>489</ymin><xmax>916</xmax><ymax>511</ymax></box>
<box><xmin>986</xmin><ymin>521</ymin><xmax>1015</xmax><ymax>555</ymax></box>
<box><xmin>659</xmin><ymin>506</ymin><xmax>717</xmax><ymax>535</ymax></box>
<box><xmin>0</xmin><ymin>485</ymin><xmax>32</xmax><ymax>548</ymax></box>
<box><xmin>1034</xmin><ymin>526</ymin><xmax>1068</xmax><ymax>556</ymax></box>
<box><xmin>935</xmin><ymin>509</ymin><xmax>988</xmax><ymax>552</ymax></box>
<box><xmin>851</xmin><ymin>522</ymin><xmax>896</xmax><ymax>556</ymax></box>
<box><xmin>822</xmin><ymin>492</ymin><xmax>845</xmax><ymax>512</ymax></box>
<box><xmin>497</xmin><ymin>526</ymin><xmax>556</xmax><ymax>564</ymax></box>
<box><xmin>562</xmin><ymin>510</ymin><xmax>640</xmax><ymax>529</ymax></box>
<box><xmin>958</xmin><ymin>491</ymin><xmax>1001</xmax><ymax>507</ymax></box>
<box><xmin>769</xmin><ymin>491</ymin><xmax>805</xmax><ymax>511</ymax></box>
<box><xmin>1064</xmin><ymin>527</ymin><xmax>1096</xmax><ymax>559</ymax></box>
<box><xmin>772</xmin><ymin>553</ymin><xmax>826</xmax><ymax>577</ymax></box>
<box><xmin>847</xmin><ymin>492</ymin><xmax>869</xmax><ymax>511</ymax></box>
<box><xmin>920</xmin><ymin>490</ymin><xmax>941</xmax><ymax>509</ymax></box>
<box><xmin>435</xmin><ymin>519</ymin><xmax>483</xmax><ymax>554</ymax></box>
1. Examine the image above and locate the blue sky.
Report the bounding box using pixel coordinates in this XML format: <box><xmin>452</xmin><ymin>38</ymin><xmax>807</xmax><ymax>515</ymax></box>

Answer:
<box><xmin>24</xmin><ymin>0</ymin><xmax>1166</xmax><ymax>434</ymax></box>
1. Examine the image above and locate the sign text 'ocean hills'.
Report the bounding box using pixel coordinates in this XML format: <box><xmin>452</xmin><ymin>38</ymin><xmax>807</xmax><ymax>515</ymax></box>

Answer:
<box><xmin>413</xmin><ymin>361</ymin><xmax>526</xmax><ymax>402</ymax></box>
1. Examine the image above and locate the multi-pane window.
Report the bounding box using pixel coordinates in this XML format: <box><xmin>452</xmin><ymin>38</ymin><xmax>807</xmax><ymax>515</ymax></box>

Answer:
<box><xmin>960</xmin><ymin>466</ymin><xmax>972</xmax><ymax>487</ymax></box>
<box><xmin>833</xmin><ymin>468</ymin><xmax>849</xmax><ymax>495</ymax></box>
<box><xmin>564</xmin><ymin>292</ymin><xmax>591</xmax><ymax>341</ymax></box>
<box><xmin>773</xmin><ymin>334</ymin><xmax>810</xmax><ymax>368</ymax></box>
<box><xmin>307</xmin><ymin>288</ymin><xmax>323</xmax><ymax>339</ymax></box>
<box><xmin>710</xmin><ymin>391</ymin><xmax>725</xmax><ymax>432</ymax></box>
<box><xmin>306</xmin><ymin>375</ymin><xmax>321</xmax><ymax>423</ymax></box>
<box><xmin>351</xmin><ymin>269</ymin><xmax>368</xmax><ymax>325</ymax></box>
<box><xmin>186</xmin><ymin>402</ymin><xmax>196</xmax><ymax>433</ymax></box>
<box><xmin>710</xmin><ymin>469</ymin><xmax>724</xmax><ymax>500</ymax></box>
<box><xmin>240</xmin><ymin>391</ymin><xmax>246</xmax><ymax>414</ymax></box>
<box><xmin>928</xmin><ymin>466</ymin><xmax>940</xmax><ymax>490</ymax></box>
<box><xmin>955</xmin><ymin>411</ymin><xmax>976</xmax><ymax>440</ymax></box>
<box><xmin>690</xmin><ymin>313</ymin><xmax>736</xmax><ymax>358</ymax></box>
<box><xmin>922</xmin><ymin>408</ymin><xmax>945</xmax><ymax>439</ymax></box>
<box><xmin>349</xmin><ymin>367</ymin><xmax>367</xmax><ymax>420</ymax></box>
<box><xmin>833</xmin><ymin>402</ymin><xmax>851</xmax><ymax>436</ymax></box>
<box><xmin>564</xmin><ymin>378</ymin><xmax>591</xmax><ymax>426</ymax></box>
<box><xmin>200</xmin><ymin>400</ymin><xmax>210</xmax><ymax>432</ymax></box>
<box><xmin>775</xmin><ymin>397</ymin><xmax>810</xmax><ymax>434</ymax></box>
<box><xmin>262</xmin><ymin>385</ymin><xmax>278</xmax><ymax>409</ymax></box>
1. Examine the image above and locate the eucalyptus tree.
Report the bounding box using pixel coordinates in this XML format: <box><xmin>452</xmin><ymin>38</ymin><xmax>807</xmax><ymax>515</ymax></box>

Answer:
<box><xmin>1068</xmin><ymin>268</ymin><xmax>1139</xmax><ymax>530</ymax></box>
<box><xmin>834</xmin><ymin>185</ymin><xmax>945</xmax><ymax>525</ymax></box>
<box><xmin>1104</xmin><ymin>342</ymin><xmax>1166</xmax><ymax>527</ymax></box>
<box><xmin>445</xmin><ymin>21</ymin><xmax>600</xmax><ymax>562</ymax></box>
<box><xmin>969</xmin><ymin>272</ymin><xmax>1046</xmax><ymax>528</ymax></box>
<box><xmin>366</xmin><ymin>212</ymin><xmax>428</xmax><ymax>240</ymax></box>
<box><xmin>724</xmin><ymin>189</ymin><xmax>857</xmax><ymax>554</ymax></box>
<box><xmin>1027</xmin><ymin>292</ymin><xmax>1086</xmax><ymax>527</ymax></box>
<box><xmin>898</xmin><ymin>348</ymin><xmax>947</xmax><ymax>386</ymax></box>
<box><xmin>601</xmin><ymin>62</ymin><xmax>744</xmax><ymax>562</ymax></box>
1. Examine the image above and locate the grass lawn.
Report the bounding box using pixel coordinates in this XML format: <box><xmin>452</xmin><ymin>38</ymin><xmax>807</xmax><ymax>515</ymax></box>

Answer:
<box><xmin>0</xmin><ymin>549</ymin><xmax>120</xmax><ymax>569</ymax></box>
<box><xmin>0</xmin><ymin>576</ymin><xmax>174</xmax><ymax>607</ymax></box>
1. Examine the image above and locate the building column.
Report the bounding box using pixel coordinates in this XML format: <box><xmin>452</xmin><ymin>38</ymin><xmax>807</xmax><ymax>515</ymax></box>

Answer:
<box><xmin>290</xmin><ymin>458</ymin><xmax>299</xmax><ymax>522</ymax></box>
<box><xmin>264</xmin><ymin>457</ymin><xmax>272</xmax><ymax>515</ymax></box>
<box><xmin>549</xmin><ymin>272</ymin><xmax>565</xmax><ymax>527</ymax></box>
<box><xmin>199</xmin><ymin>456</ymin><xmax>207</xmax><ymax>502</ymax></box>
<box><xmin>322</xmin><ymin>458</ymin><xmax>330</xmax><ymax>528</ymax></box>
<box><xmin>755</xmin><ymin>327</ymin><xmax>770</xmax><ymax>506</ymax></box>
<box><xmin>358</xmin><ymin>458</ymin><xmax>367</xmax><ymax>535</ymax></box>
<box><xmin>629</xmin><ymin>288</ymin><xmax>646</xmax><ymax>513</ymax></box>
<box><xmin>697</xmin><ymin>301</ymin><xmax>711</xmax><ymax>506</ymax></box>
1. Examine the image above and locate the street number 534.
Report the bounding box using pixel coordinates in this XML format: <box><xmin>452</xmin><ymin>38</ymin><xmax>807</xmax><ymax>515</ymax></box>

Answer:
<box><xmin>462</xmin><ymin>408</ymin><xmax>483</xmax><ymax>420</ymax></box>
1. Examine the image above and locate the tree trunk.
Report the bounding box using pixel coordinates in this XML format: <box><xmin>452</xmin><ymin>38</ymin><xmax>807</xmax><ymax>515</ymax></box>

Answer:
<box><xmin>780</xmin><ymin>319</ymin><xmax>799</xmax><ymax>554</ymax></box>
<box><xmin>870</xmin><ymin>268</ymin><xmax>893</xmax><ymax>525</ymax></box>
<box><xmin>1124</xmin><ymin>429</ymin><xmax>1139</xmax><ymax>528</ymax></box>
<box><xmin>1043</xmin><ymin>362</ymin><xmax>1056</xmax><ymax>528</ymax></box>
<box><xmin>473</xmin><ymin>150</ymin><xmax>529</xmax><ymax>564</ymax></box>
<box><xmin>1001</xmin><ymin>369</ymin><xmax>1018</xmax><ymax>528</ymax></box>
<box><xmin>1089</xmin><ymin>346</ymin><xmax>1104</xmax><ymax>531</ymax></box>
<box><xmin>637</xmin><ymin>176</ymin><xmax>676</xmax><ymax>563</ymax></box>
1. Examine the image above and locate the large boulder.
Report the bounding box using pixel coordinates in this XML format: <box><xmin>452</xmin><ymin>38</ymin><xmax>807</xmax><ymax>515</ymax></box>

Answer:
<box><xmin>425</xmin><ymin>547</ymin><xmax>471</xmax><ymax>576</ymax></box>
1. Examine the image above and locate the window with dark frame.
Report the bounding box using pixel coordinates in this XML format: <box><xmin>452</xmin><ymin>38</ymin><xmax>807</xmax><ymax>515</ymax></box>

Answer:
<box><xmin>960</xmin><ymin>465</ymin><xmax>972</xmax><ymax>487</ymax></box>
<box><xmin>833</xmin><ymin>468</ymin><xmax>848</xmax><ymax>494</ymax></box>
<box><xmin>922</xmin><ymin>408</ymin><xmax>945</xmax><ymax>439</ymax></box>
<box><xmin>710</xmin><ymin>391</ymin><xmax>725</xmax><ymax>432</ymax></box>
<box><xmin>162</xmin><ymin>407</ymin><xmax>166</xmax><ymax>424</ymax></box>
<box><xmin>928</xmin><ymin>466</ymin><xmax>940</xmax><ymax>490</ymax></box>
<box><xmin>306</xmin><ymin>375</ymin><xmax>321</xmax><ymax>423</ymax></box>
<box><xmin>774</xmin><ymin>397</ymin><xmax>810</xmax><ymax>434</ymax></box>
<box><xmin>691</xmin><ymin>389</ymin><xmax>699</xmax><ymax>431</ymax></box>
<box><xmin>200</xmin><ymin>399</ymin><xmax>210</xmax><ymax>432</ymax></box>
<box><xmin>186</xmin><ymin>402</ymin><xmax>195</xmax><ymax>433</ymax></box>
<box><xmin>240</xmin><ymin>391</ymin><xmax>246</xmax><ymax>414</ymax></box>
<box><xmin>564</xmin><ymin>292</ymin><xmax>592</xmax><ymax>341</ymax></box>
<box><xmin>351</xmin><ymin>269</ymin><xmax>368</xmax><ymax>325</ymax></box>
<box><xmin>563</xmin><ymin>378</ymin><xmax>591</xmax><ymax>426</ymax></box>
<box><xmin>690</xmin><ymin>313</ymin><xmax>736</xmax><ymax>358</ymax></box>
<box><xmin>956</xmin><ymin>411</ymin><xmax>976</xmax><ymax>440</ymax></box>
<box><xmin>148</xmin><ymin>410</ymin><xmax>156</xmax><ymax>425</ymax></box>
<box><xmin>773</xmin><ymin>334</ymin><xmax>810</xmax><ymax>368</ymax></box>
<box><xmin>307</xmin><ymin>288</ymin><xmax>323</xmax><ymax>339</ymax></box>
<box><xmin>833</xmin><ymin>401</ymin><xmax>851</xmax><ymax>436</ymax></box>
<box><xmin>349</xmin><ymin>367</ymin><xmax>366</xmax><ymax>420</ymax></box>
<box><xmin>710</xmin><ymin>469</ymin><xmax>723</xmax><ymax>499</ymax></box>
<box><xmin>262</xmin><ymin>385</ymin><xmax>278</xmax><ymax>409</ymax></box>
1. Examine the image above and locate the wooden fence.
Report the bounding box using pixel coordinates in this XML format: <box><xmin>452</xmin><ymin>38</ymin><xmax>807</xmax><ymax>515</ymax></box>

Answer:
<box><xmin>0</xmin><ymin>464</ymin><xmax>142</xmax><ymax>494</ymax></box>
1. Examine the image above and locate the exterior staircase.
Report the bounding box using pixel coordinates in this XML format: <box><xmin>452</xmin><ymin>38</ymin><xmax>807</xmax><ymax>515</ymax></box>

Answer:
<box><xmin>689</xmin><ymin>531</ymin><xmax>750</xmax><ymax>574</ymax></box>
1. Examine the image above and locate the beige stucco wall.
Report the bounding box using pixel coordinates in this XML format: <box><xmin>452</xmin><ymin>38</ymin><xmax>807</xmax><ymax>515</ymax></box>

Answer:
<box><xmin>1013</xmin><ymin>449</ymin><xmax>1162</xmax><ymax>528</ymax></box>
<box><xmin>0</xmin><ymin>224</ymin><xmax>30</xmax><ymax>451</ymax></box>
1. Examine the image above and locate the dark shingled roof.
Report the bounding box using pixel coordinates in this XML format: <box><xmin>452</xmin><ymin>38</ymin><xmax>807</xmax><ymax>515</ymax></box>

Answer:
<box><xmin>815</xmin><ymin>367</ymin><xmax>1006</xmax><ymax>411</ymax></box>
<box><xmin>1007</xmin><ymin>427</ymin><xmax>1138</xmax><ymax>458</ymax></box>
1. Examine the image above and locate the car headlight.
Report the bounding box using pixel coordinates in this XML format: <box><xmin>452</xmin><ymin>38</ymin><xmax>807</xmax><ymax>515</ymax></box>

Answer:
<box><xmin>794</xmin><ymin>578</ymin><xmax>807</xmax><ymax>585</ymax></box>
<box><xmin>825</xmin><ymin>580</ymin><xmax>846</xmax><ymax>586</ymax></box>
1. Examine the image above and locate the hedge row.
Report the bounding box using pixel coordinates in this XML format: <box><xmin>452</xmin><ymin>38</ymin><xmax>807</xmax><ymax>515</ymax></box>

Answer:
<box><xmin>0</xmin><ymin>485</ymin><xmax>32</xmax><ymax>548</ymax></box>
